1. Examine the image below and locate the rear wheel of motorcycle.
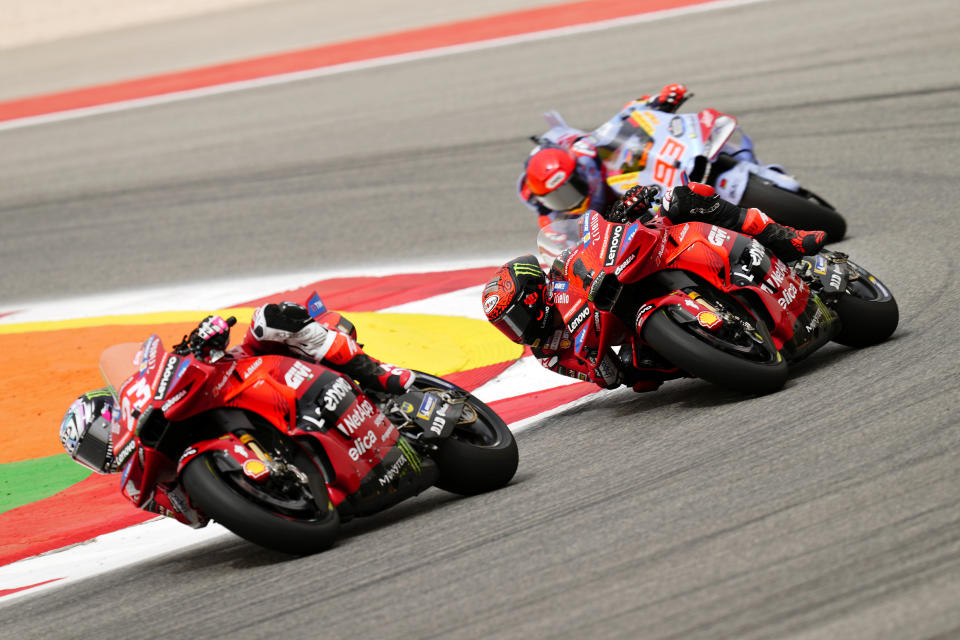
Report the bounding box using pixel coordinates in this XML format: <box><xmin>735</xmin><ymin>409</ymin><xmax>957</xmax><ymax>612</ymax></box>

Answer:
<box><xmin>642</xmin><ymin>309</ymin><xmax>787</xmax><ymax>394</ymax></box>
<box><xmin>412</xmin><ymin>372</ymin><xmax>518</xmax><ymax>496</ymax></box>
<box><xmin>182</xmin><ymin>451</ymin><xmax>339</xmax><ymax>555</ymax></box>
<box><xmin>740</xmin><ymin>174</ymin><xmax>847</xmax><ymax>242</ymax></box>
<box><xmin>833</xmin><ymin>276</ymin><xmax>899</xmax><ymax>347</ymax></box>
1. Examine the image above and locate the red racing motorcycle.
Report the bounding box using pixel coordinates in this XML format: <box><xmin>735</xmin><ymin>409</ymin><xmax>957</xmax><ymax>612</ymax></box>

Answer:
<box><xmin>539</xmin><ymin>210</ymin><xmax>898</xmax><ymax>393</ymax></box>
<box><xmin>98</xmin><ymin>295</ymin><xmax>517</xmax><ymax>554</ymax></box>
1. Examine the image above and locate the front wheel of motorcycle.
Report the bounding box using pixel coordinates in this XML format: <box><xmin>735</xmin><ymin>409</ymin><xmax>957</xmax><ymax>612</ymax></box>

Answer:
<box><xmin>740</xmin><ymin>174</ymin><xmax>847</xmax><ymax>242</ymax></box>
<box><xmin>832</xmin><ymin>266</ymin><xmax>899</xmax><ymax>347</ymax></box>
<box><xmin>412</xmin><ymin>372</ymin><xmax>518</xmax><ymax>496</ymax></box>
<box><xmin>642</xmin><ymin>307</ymin><xmax>788</xmax><ymax>394</ymax></box>
<box><xmin>181</xmin><ymin>450</ymin><xmax>340</xmax><ymax>555</ymax></box>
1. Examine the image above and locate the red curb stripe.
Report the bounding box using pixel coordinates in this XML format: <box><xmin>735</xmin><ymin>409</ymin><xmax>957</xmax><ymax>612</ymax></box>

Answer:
<box><xmin>0</xmin><ymin>474</ymin><xmax>153</xmax><ymax>567</ymax></box>
<box><xmin>488</xmin><ymin>382</ymin><xmax>596</xmax><ymax>424</ymax></box>
<box><xmin>444</xmin><ymin>359</ymin><xmax>516</xmax><ymax>391</ymax></box>
<box><xmin>0</xmin><ymin>0</ymin><xmax>714</xmax><ymax>123</ymax></box>
<box><xmin>240</xmin><ymin>266</ymin><xmax>496</xmax><ymax>311</ymax></box>
<box><xmin>0</xmin><ymin>578</ymin><xmax>64</xmax><ymax>598</ymax></box>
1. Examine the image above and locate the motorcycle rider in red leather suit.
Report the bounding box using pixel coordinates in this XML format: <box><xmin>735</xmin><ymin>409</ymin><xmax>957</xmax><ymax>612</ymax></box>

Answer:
<box><xmin>486</xmin><ymin>182</ymin><xmax>825</xmax><ymax>392</ymax></box>
<box><xmin>58</xmin><ymin>303</ymin><xmax>415</xmax><ymax>522</ymax></box>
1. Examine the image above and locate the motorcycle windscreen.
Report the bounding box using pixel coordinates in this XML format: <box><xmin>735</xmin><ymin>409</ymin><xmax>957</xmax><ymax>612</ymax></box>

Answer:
<box><xmin>99</xmin><ymin>342</ymin><xmax>142</xmax><ymax>399</ymax></box>
<box><xmin>537</xmin><ymin>216</ymin><xmax>581</xmax><ymax>266</ymax></box>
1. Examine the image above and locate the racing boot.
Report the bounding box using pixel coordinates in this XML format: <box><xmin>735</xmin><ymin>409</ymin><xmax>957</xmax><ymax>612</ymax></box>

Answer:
<box><xmin>740</xmin><ymin>207</ymin><xmax>826</xmax><ymax>263</ymax></box>
<box><xmin>323</xmin><ymin>339</ymin><xmax>416</xmax><ymax>395</ymax></box>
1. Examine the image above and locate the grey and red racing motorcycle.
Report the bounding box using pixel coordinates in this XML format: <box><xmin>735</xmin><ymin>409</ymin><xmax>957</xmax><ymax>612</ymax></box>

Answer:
<box><xmin>536</xmin><ymin>104</ymin><xmax>847</xmax><ymax>244</ymax></box>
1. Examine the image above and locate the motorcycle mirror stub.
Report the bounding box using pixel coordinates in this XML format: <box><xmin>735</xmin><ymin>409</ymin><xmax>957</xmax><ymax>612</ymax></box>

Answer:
<box><xmin>701</xmin><ymin>112</ymin><xmax>738</xmax><ymax>162</ymax></box>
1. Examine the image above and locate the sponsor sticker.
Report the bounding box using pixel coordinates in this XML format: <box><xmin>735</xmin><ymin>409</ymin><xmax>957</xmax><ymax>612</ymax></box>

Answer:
<box><xmin>115</xmin><ymin>439</ymin><xmax>137</xmax><ymax>468</ymax></box>
<box><xmin>635</xmin><ymin>303</ymin><xmax>655</xmax><ymax>326</ymax></box>
<box><xmin>337</xmin><ymin>399</ymin><xmax>375</xmax><ymax>436</ymax></box>
<box><xmin>162</xmin><ymin>387</ymin><xmax>189</xmax><ymax>412</ymax></box>
<box><xmin>574</xmin><ymin>327</ymin><xmax>586</xmax><ymax>353</ymax></box>
<box><xmin>284</xmin><ymin>361</ymin><xmax>314</xmax><ymax>390</ymax></box>
<box><xmin>604</xmin><ymin>224</ymin><xmax>624</xmax><ymax>267</ymax></box>
<box><xmin>708</xmin><ymin>226</ymin><xmax>731</xmax><ymax>246</ymax></box>
<box><xmin>348</xmin><ymin>430</ymin><xmax>378</xmax><ymax>461</ymax></box>
<box><xmin>307</xmin><ymin>293</ymin><xmax>327</xmax><ymax>318</ymax></box>
<box><xmin>417</xmin><ymin>395</ymin><xmax>437</xmax><ymax>420</ymax></box>
<box><xmin>545</xmin><ymin>170</ymin><xmax>567</xmax><ymax>190</ymax></box>
<box><xmin>242</xmin><ymin>459</ymin><xmax>269</xmax><ymax>480</ymax></box>
<box><xmin>566</xmin><ymin>303</ymin><xmax>590</xmax><ymax>333</ymax></box>
<box><xmin>323</xmin><ymin>378</ymin><xmax>352</xmax><ymax>412</ymax></box>
<box><xmin>814</xmin><ymin>255</ymin><xmax>827</xmax><ymax>275</ymax></box>
<box><xmin>697</xmin><ymin>311</ymin><xmax>722</xmax><ymax>329</ymax></box>
<box><xmin>153</xmin><ymin>355</ymin><xmax>179</xmax><ymax>400</ymax></box>
<box><xmin>378</xmin><ymin>455</ymin><xmax>408</xmax><ymax>487</ymax></box>
<box><xmin>669</xmin><ymin>116</ymin><xmax>684</xmax><ymax>137</ymax></box>
<box><xmin>483</xmin><ymin>294</ymin><xmax>500</xmax><ymax>315</ymax></box>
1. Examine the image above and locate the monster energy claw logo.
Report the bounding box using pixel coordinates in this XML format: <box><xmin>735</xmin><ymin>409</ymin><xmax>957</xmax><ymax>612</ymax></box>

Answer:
<box><xmin>396</xmin><ymin>438</ymin><xmax>421</xmax><ymax>474</ymax></box>
<box><xmin>512</xmin><ymin>263</ymin><xmax>543</xmax><ymax>278</ymax></box>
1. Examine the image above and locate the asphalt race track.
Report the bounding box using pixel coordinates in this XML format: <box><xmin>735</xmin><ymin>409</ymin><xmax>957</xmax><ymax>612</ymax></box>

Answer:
<box><xmin>2</xmin><ymin>0</ymin><xmax>960</xmax><ymax>637</ymax></box>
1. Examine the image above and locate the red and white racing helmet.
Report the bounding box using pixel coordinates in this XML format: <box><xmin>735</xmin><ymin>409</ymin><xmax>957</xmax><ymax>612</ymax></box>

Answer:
<box><xmin>524</xmin><ymin>147</ymin><xmax>592</xmax><ymax>214</ymax></box>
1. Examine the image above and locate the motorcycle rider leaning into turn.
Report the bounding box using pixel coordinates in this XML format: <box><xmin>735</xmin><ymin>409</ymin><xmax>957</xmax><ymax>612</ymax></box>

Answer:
<box><xmin>485</xmin><ymin>182</ymin><xmax>826</xmax><ymax>392</ymax></box>
<box><xmin>58</xmin><ymin>304</ymin><xmax>416</xmax><ymax>520</ymax></box>
<box><xmin>518</xmin><ymin>83</ymin><xmax>691</xmax><ymax>228</ymax></box>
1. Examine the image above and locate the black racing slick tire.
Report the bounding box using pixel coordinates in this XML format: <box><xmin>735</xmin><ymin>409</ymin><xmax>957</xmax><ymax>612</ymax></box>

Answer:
<box><xmin>412</xmin><ymin>372</ymin><xmax>518</xmax><ymax>496</ymax></box>
<box><xmin>833</xmin><ymin>271</ymin><xmax>899</xmax><ymax>348</ymax></box>
<box><xmin>182</xmin><ymin>451</ymin><xmax>340</xmax><ymax>555</ymax></box>
<box><xmin>740</xmin><ymin>173</ymin><xmax>847</xmax><ymax>242</ymax></box>
<box><xmin>642</xmin><ymin>309</ymin><xmax>788</xmax><ymax>394</ymax></box>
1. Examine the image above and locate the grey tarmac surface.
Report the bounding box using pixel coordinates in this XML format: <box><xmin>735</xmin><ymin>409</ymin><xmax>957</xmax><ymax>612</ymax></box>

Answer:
<box><xmin>0</xmin><ymin>0</ymin><xmax>563</xmax><ymax>99</ymax></box>
<box><xmin>2</xmin><ymin>0</ymin><xmax>960</xmax><ymax>638</ymax></box>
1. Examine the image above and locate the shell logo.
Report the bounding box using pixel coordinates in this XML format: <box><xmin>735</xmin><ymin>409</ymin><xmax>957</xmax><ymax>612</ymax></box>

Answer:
<box><xmin>697</xmin><ymin>311</ymin><xmax>722</xmax><ymax>329</ymax></box>
<box><xmin>242</xmin><ymin>459</ymin><xmax>269</xmax><ymax>480</ymax></box>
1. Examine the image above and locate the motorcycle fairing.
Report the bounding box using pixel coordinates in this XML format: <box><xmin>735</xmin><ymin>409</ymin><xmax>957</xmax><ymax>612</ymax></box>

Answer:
<box><xmin>591</xmin><ymin>105</ymin><xmax>735</xmax><ymax>196</ymax></box>
<box><xmin>106</xmin><ymin>334</ymin><xmax>429</xmax><ymax>517</ymax></box>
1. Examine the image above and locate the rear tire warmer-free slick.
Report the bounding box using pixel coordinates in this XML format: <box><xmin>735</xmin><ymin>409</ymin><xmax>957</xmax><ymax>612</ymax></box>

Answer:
<box><xmin>642</xmin><ymin>310</ymin><xmax>788</xmax><ymax>394</ymax></box>
<box><xmin>740</xmin><ymin>174</ymin><xmax>847</xmax><ymax>242</ymax></box>
<box><xmin>182</xmin><ymin>453</ymin><xmax>340</xmax><ymax>555</ymax></box>
<box><xmin>412</xmin><ymin>373</ymin><xmax>518</xmax><ymax>496</ymax></box>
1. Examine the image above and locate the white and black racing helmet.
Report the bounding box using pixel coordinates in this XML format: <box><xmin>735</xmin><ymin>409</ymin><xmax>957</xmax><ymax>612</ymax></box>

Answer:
<box><xmin>59</xmin><ymin>388</ymin><xmax>118</xmax><ymax>474</ymax></box>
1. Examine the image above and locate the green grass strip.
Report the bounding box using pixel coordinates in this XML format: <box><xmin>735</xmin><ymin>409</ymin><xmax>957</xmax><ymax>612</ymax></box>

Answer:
<box><xmin>0</xmin><ymin>454</ymin><xmax>91</xmax><ymax>514</ymax></box>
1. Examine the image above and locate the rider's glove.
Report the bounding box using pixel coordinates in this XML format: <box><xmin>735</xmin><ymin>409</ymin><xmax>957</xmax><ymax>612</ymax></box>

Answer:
<box><xmin>663</xmin><ymin>183</ymin><xmax>749</xmax><ymax>228</ymax></box>
<box><xmin>656</xmin><ymin>83</ymin><xmax>690</xmax><ymax>112</ymax></box>
<box><xmin>607</xmin><ymin>185</ymin><xmax>661</xmax><ymax>223</ymax></box>
<box><xmin>177</xmin><ymin>315</ymin><xmax>233</xmax><ymax>361</ymax></box>
<box><xmin>661</xmin><ymin>183</ymin><xmax>722</xmax><ymax>218</ymax></box>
